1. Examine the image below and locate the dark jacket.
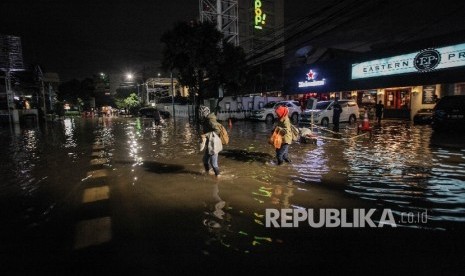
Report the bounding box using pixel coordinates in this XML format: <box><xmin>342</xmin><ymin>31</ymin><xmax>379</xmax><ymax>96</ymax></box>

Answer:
<box><xmin>333</xmin><ymin>102</ymin><xmax>342</xmax><ymax>120</ymax></box>
<box><xmin>202</xmin><ymin>113</ymin><xmax>221</xmax><ymax>135</ymax></box>
<box><xmin>375</xmin><ymin>103</ymin><xmax>384</xmax><ymax>116</ymax></box>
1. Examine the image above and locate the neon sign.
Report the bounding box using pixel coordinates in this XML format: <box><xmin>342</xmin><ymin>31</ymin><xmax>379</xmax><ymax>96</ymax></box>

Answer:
<box><xmin>298</xmin><ymin>69</ymin><xmax>326</xmax><ymax>88</ymax></box>
<box><xmin>254</xmin><ymin>0</ymin><xmax>266</xmax><ymax>30</ymax></box>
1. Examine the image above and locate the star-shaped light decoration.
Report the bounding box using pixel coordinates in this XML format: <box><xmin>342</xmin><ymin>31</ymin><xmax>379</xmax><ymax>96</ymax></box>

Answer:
<box><xmin>306</xmin><ymin>70</ymin><xmax>316</xmax><ymax>81</ymax></box>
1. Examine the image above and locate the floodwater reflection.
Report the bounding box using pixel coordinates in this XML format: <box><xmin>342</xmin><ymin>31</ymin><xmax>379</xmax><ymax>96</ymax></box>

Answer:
<box><xmin>1</xmin><ymin>117</ymin><xmax>465</xmax><ymax>259</ymax></box>
<box><xmin>344</xmin><ymin>122</ymin><xmax>465</xmax><ymax>223</ymax></box>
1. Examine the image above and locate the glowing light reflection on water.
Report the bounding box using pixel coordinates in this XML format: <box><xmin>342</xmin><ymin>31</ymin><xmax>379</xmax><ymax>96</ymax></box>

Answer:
<box><xmin>343</xmin><ymin>123</ymin><xmax>465</xmax><ymax>223</ymax></box>
<box><xmin>1</xmin><ymin>118</ymin><xmax>464</xmax><ymax>239</ymax></box>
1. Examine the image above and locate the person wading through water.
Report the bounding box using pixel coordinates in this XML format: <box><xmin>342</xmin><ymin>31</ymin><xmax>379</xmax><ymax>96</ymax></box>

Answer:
<box><xmin>274</xmin><ymin>105</ymin><xmax>293</xmax><ymax>165</ymax></box>
<box><xmin>199</xmin><ymin>105</ymin><xmax>222</xmax><ymax>177</ymax></box>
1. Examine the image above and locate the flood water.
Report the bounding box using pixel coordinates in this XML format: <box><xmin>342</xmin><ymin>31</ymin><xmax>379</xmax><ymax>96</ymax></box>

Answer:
<box><xmin>1</xmin><ymin>116</ymin><xmax>465</xmax><ymax>273</ymax></box>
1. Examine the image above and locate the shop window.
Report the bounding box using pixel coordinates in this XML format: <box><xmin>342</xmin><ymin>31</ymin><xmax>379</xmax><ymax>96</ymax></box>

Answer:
<box><xmin>385</xmin><ymin>89</ymin><xmax>410</xmax><ymax>109</ymax></box>
<box><xmin>319</xmin><ymin>93</ymin><xmax>330</xmax><ymax>101</ymax></box>
<box><xmin>342</xmin><ymin>91</ymin><xmax>352</xmax><ymax>99</ymax></box>
<box><xmin>357</xmin><ymin>90</ymin><xmax>377</xmax><ymax>108</ymax></box>
<box><xmin>455</xmin><ymin>83</ymin><xmax>465</xmax><ymax>95</ymax></box>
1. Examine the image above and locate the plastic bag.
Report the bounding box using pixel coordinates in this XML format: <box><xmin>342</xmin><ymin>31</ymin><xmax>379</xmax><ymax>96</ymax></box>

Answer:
<box><xmin>268</xmin><ymin>128</ymin><xmax>282</xmax><ymax>149</ymax></box>
<box><xmin>199</xmin><ymin>136</ymin><xmax>206</xmax><ymax>151</ymax></box>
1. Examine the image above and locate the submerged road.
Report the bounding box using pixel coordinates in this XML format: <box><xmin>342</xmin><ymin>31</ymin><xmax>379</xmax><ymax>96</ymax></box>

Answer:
<box><xmin>1</xmin><ymin>116</ymin><xmax>464</xmax><ymax>274</ymax></box>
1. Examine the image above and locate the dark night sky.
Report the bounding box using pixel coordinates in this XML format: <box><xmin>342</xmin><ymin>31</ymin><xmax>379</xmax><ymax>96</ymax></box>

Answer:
<box><xmin>1</xmin><ymin>0</ymin><xmax>465</xmax><ymax>82</ymax></box>
<box><xmin>283</xmin><ymin>1</ymin><xmax>465</xmax><ymax>54</ymax></box>
<box><xmin>0</xmin><ymin>0</ymin><xmax>199</xmax><ymax>81</ymax></box>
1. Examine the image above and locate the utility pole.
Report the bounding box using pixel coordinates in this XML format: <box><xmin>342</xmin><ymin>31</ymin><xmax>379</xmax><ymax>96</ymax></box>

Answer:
<box><xmin>199</xmin><ymin>0</ymin><xmax>239</xmax><ymax>46</ymax></box>
<box><xmin>170</xmin><ymin>71</ymin><xmax>175</xmax><ymax>118</ymax></box>
<box><xmin>200</xmin><ymin>0</ymin><xmax>238</xmax><ymax>105</ymax></box>
<box><xmin>39</xmin><ymin>69</ymin><xmax>46</xmax><ymax>118</ymax></box>
<box><xmin>4</xmin><ymin>69</ymin><xmax>13</xmax><ymax>125</ymax></box>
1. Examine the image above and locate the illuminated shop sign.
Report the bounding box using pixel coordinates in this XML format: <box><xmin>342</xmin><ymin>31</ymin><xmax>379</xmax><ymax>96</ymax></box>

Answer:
<box><xmin>298</xmin><ymin>69</ymin><xmax>326</xmax><ymax>88</ymax></box>
<box><xmin>254</xmin><ymin>0</ymin><xmax>266</xmax><ymax>30</ymax></box>
<box><xmin>351</xmin><ymin>42</ymin><xmax>465</xmax><ymax>79</ymax></box>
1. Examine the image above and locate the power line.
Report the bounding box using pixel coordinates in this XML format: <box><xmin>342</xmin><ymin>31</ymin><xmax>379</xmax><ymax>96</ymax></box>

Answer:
<box><xmin>242</xmin><ymin>0</ymin><xmax>350</xmax><ymax>60</ymax></box>
<box><xmin>246</xmin><ymin>0</ymin><xmax>374</xmax><ymax>66</ymax></box>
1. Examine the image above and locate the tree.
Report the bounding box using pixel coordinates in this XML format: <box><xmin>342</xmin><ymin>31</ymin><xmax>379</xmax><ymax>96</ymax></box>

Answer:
<box><xmin>79</xmin><ymin>78</ymin><xmax>96</xmax><ymax>109</ymax></box>
<box><xmin>114</xmin><ymin>97</ymin><xmax>126</xmax><ymax>110</ymax></box>
<box><xmin>218</xmin><ymin>41</ymin><xmax>248</xmax><ymax>95</ymax></box>
<box><xmin>161</xmin><ymin>21</ymin><xmax>221</xmax><ymax>106</ymax></box>
<box><xmin>57</xmin><ymin>79</ymin><xmax>81</xmax><ymax>103</ymax></box>
<box><xmin>77</xmin><ymin>98</ymin><xmax>84</xmax><ymax>112</ymax></box>
<box><xmin>57</xmin><ymin>78</ymin><xmax>96</xmax><ymax>110</ymax></box>
<box><xmin>122</xmin><ymin>93</ymin><xmax>140</xmax><ymax>115</ymax></box>
<box><xmin>160</xmin><ymin>21</ymin><xmax>248</xmax><ymax>107</ymax></box>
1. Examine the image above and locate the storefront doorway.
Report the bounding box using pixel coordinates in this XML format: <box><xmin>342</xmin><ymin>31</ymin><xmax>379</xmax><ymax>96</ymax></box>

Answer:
<box><xmin>356</xmin><ymin>90</ymin><xmax>378</xmax><ymax>119</ymax></box>
<box><xmin>384</xmin><ymin>88</ymin><xmax>411</xmax><ymax>118</ymax></box>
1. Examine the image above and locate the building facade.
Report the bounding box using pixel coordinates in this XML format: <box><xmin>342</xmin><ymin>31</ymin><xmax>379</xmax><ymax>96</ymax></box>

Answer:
<box><xmin>238</xmin><ymin>0</ymin><xmax>284</xmax><ymax>94</ymax></box>
<box><xmin>238</xmin><ymin>0</ymin><xmax>284</xmax><ymax>64</ymax></box>
<box><xmin>284</xmin><ymin>31</ymin><xmax>465</xmax><ymax>120</ymax></box>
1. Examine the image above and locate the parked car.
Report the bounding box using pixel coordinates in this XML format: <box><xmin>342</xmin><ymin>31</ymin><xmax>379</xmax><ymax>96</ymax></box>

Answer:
<box><xmin>138</xmin><ymin>107</ymin><xmax>170</xmax><ymax>119</ymax></box>
<box><xmin>432</xmin><ymin>95</ymin><xmax>465</xmax><ymax>132</ymax></box>
<box><xmin>118</xmin><ymin>109</ymin><xmax>130</xmax><ymax>116</ymax></box>
<box><xmin>413</xmin><ymin>108</ymin><xmax>433</xmax><ymax>125</ymax></box>
<box><xmin>249</xmin><ymin>100</ymin><xmax>302</xmax><ymax>123</ymax></box>
<box><xmin>300</xmin><ymin>99</ymin><xmax>359</xmax><ymax>127</ymax></box>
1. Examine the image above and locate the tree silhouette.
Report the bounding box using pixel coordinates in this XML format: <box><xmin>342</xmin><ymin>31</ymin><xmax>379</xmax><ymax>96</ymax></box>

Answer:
<box><xmin>160</xmin><ymin>21</ymin><xmax>248</xmax><ymax>107</ymax></box>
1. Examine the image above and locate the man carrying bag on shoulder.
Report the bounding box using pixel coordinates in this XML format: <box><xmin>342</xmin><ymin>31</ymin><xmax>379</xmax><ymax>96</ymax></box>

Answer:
<box><xmin>199</xmin><ymin>106</ymin><xmax>222</xmax><ymax>177</ymax></box>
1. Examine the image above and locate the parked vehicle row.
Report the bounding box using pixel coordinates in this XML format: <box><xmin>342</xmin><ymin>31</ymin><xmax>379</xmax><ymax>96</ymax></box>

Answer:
<box><xmin>432</xmin><ymin>95</ymin><xmax>465</xmax><ymax>132</ymax></box>
<box><xmin>138</xmin><ymin>107</ymin><xmax>171</xmax><ymax>119</ymax></box>
<box><xmin>413</xmin><ymin>108</ymin><xmax>433</xmax><ymax>125</ymax></box>
<box><xmin>300</xmin><ymin>99</ymin><xmax>359</xmax><ymax>127</ymax></box>
<box><xmin>135</xmin><ymin>95</ymin><xmax>465</xmax><ymax>134</ymax></box>
<box><xmin>249</xmin><ymin>99</ymin><xmax>360</xmax><ymax>127</ymax></box>
<box><xmin>249</xmin><ymin>100</ymin><xmax>301</xmax><ymax>123</ymax></box>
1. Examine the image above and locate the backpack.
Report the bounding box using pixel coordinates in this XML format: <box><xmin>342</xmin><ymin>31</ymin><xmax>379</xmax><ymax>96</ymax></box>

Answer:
<box><xmin>290</xmin><ymin>124</ymin><xmax>300</xmax><ymax>142</ymax></box>
<box><xmin>216</xmin><ymin>123</ymin><xmax>229</xmax><ymax>145</ymax></box>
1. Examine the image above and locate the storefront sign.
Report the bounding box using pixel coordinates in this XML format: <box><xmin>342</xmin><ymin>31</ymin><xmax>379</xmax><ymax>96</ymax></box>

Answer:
<box><xmin>298</xmin><ymin>69</ymin><xmax>326</xmax><ymax>88</ymax></box>
<box><xmin>254</xmin><ymin>0</ymin><xmax>266</xmax><ymax>30</ymax></box>
<box><xmin>352</xmin><ymin>42</ymin><xmax>465</xmax><ymax>79</ymax></box>
<box><xmin>422</xmin><ymin>85</ymin><xmax>436</xmax><ymax>104</ymax></box>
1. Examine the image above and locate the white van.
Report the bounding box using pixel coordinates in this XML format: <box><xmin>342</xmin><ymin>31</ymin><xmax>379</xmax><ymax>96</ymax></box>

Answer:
<box><xmin>300</xmin><ymin>99</ymin><xmax>359</xmax><ymax>127</ymax></box>
<box><xmin>250</xmin><ymin>100</ymin><xmax>302</xmax><ymax>123</ymax></box>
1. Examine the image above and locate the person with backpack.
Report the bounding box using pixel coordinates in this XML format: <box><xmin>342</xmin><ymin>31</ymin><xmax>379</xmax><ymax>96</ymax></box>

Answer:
<box><xmin>199</xmin><ymin>105</ymin><xmax>222</xmax><ymax>177</ymax></box>
<box><xmin>274</xmin><ymin>105</ymin><xmax>293</xmax><ymax>165</ymax></box>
